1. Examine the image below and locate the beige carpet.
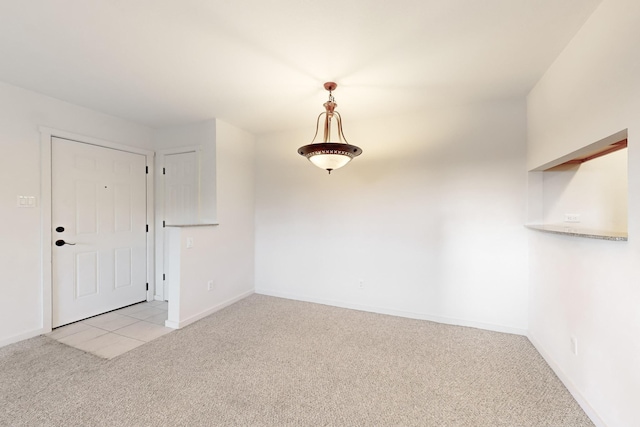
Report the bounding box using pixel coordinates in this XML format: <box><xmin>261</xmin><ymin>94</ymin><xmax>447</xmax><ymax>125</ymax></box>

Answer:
<box><xmin>0</xmin><ymin>294</ymin><xmax>593</xmax><ymax>426</ymax></box>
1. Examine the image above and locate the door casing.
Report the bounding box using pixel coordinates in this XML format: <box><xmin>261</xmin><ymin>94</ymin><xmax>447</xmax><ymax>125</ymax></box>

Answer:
<box><xmin>40</xmin><ymin>127</ymin><xmax>155</xmax><ymax>332</ymax></box>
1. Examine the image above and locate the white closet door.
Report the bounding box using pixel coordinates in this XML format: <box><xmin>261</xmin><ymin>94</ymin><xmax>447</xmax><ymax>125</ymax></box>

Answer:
<box><xmin>164</xmin><ymin>151</ymin><xmax>198</xmax><ymax>225</ymax></box>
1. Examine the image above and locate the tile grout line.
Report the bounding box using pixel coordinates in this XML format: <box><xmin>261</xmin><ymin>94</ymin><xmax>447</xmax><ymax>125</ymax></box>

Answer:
<box><xmin>48</xmin><ymin>301</ymin><xmax>171</xmax><ymax>358</ymax></box>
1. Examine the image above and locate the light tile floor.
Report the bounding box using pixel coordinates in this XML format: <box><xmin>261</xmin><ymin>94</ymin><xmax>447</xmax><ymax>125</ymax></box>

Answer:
<box><xmin>47</xmin><ymin>300</ymin><xmax>172</xmax><ymax>359</ymax></box>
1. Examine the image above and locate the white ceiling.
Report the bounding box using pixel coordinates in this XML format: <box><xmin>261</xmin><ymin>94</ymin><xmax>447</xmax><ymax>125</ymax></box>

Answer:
<box><xmin>0</xmin><ymin>0</ymin><xmax>601</xmax><ymax>134</ymax></box>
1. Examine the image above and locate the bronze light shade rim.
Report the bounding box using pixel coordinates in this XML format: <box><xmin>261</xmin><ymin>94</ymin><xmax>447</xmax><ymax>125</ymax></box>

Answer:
<box><xmin>297</xmin><ymin>142</ymin><xmax>363</xmax><ymax>157</ymax></box>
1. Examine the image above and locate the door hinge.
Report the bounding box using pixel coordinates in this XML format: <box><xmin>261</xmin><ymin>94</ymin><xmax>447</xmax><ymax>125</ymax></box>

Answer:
<box><xmin>163</xmin><ymin>167</ymin><xmax>166</xmax><ymax>175</ymax></box>
<box><xmin>146</xmin><ymin>224</ymin><xmax>149</xmax><ymax>232</ymax></box>
<box><xmin>146</xmin><ymin>166</ymin><xmax>149</xmax><ymax>174</ymax></box>
<box><xmin>146</xmin><ymin>283</ymin><xmax>149</xmax><ymax>291</ymax></box>
<box><xmin>163</xmin><ymin>220</ymin><xmax>165</xmax><ymax>228</ymax></box>
<box><xmin>163</xmin><ymin>273</ymin><xmax>166</xmax><ymax>281</ymax></box>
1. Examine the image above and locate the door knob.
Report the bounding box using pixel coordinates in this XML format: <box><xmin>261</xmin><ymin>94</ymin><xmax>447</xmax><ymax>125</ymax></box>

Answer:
<box><xmin>55</xmin><ymin>240</ymin><xmax>76</xmax><ymax>246</ymax></box>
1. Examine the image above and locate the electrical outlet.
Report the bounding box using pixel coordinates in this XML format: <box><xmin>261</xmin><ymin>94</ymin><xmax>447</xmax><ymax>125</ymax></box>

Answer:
<box><xmin>564</xmin><ymin>214</ymin><xmax>580</xmax><ymax>223</ymax></box>
<box><xmin>207</xmin><ymin>280</ymin><xmax>214</xmax><ymax>291</ymax></box>
<box><xmin>358</xmin><ymin>279</ymin><xmax>364</xmax><ymax>289</ymax></box>
<box><xmin>570</xmin><ymin>336</ymin><xmax>578</xmax><ymax>355</ymax></box>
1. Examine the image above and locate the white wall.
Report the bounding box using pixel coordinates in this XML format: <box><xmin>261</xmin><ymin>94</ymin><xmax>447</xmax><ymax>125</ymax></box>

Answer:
<box><xmin>542</xmin><ymin>149</ymin><xmax>628</xmax><ymax>232</ymax></box>
<box><xmin>0</xmin><ymin>81</ymin><xmax>153</xmax><ymax>346</ymax></box>
<box><xmin>255</xmin><ymin>99</ymin><xmax>529</xmax><ymax>333</ymax></box>
<box><xmin>527</xmin><ymin>0</ymin><xmax>640</xmax><ymax>425</ymax></box>
<box><xmin>165</xmin><ymin>120</ymin><xmax>255</xmax><ymax>327</ymax></box>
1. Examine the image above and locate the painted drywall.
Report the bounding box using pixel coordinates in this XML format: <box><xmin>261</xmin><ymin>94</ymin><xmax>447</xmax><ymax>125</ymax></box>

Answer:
<box><xmin>0</xmin><ymin>81</ymin><xmax>153</xmax><ymax>346</ymax></box>
<box><xmin>255</xmin><ymin>99</ymin><xmax>529</xmax><ymax>334</ymax></box>
<box><xmin>542</xmin><ymin>149</ymin><xmax>628</xmax><ymax>232</ymax></box>
<box><xmin>527</xmin><ymin>0</ymin><xmax>640</xmax><ymax>425</ymax></box>
<box><xmin>164</xmin><ymin>120</ymin><xmax>255</xmax><ymax>327</ymax></box>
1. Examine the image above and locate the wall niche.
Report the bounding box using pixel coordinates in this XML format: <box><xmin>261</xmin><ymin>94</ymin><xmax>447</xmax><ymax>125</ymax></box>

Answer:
<box><xmin>527</xmin><ymin>130</ymin><xmax>628</xmax><ymax>241</ymax></box>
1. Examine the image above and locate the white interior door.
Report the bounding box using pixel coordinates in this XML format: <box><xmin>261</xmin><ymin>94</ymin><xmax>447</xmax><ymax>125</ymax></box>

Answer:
<box><xmin>52</xmin><ymin>137</ymin><xmax>147</xmax><ymax>327</ymax></box>
<box><xmin>164</xmin><ymin>151</ymin><xmax>198</xmax><ymax>225</ymax></box>
<box><xmin>159</xmin><ymin>150</ymin><xmax>198</xmax><ymax>299</ymax></box>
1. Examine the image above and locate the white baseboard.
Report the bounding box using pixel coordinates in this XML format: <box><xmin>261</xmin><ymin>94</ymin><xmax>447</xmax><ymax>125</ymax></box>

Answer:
<box><xmin>0</xmin><ymin>328</ymin><xmax>46</xmax><ymax>349</ymax></box>
<box><xmin>528</xmin><ymin>333</ymin><xmax>607</xmax><ymax>427</ymax></box>
<box><xmin>167</xmin><ymin>290</ymin><xmax>254</xmax><ymax>329</ymax></box>
<box><xmin>255</xmin><ymin>289</ymin><xmax>527</xmax><ymax>336</ymax></box>
<box><xmin>164</xmin><ymin>320</ymin><xmax>180</xmax><ymax>329</ymax></box>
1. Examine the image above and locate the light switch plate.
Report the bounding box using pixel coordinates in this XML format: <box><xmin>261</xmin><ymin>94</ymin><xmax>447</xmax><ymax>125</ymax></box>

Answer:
<box><xmin>17</xmin><ymin>196</ymin><xmax>37</xmax><ymax>208</ymax></box>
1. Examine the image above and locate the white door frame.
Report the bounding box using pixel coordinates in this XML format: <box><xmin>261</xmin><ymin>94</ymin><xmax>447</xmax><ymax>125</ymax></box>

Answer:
<box><xmin>154</xmin><ymin>146</ymin><xmax>201</xmax><ymax>301</ymax></box>
<box><xmin>40</xmin><ymin>127</ymin><xmax>155</xmax><ymax>332</ymax></box>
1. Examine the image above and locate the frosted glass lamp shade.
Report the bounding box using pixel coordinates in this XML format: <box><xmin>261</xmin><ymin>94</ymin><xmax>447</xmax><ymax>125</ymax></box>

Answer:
<box><xmin>310</xmin><ymin>153</ymin><xmax>352</xmax><ymax>171</ymax></box>
<box><xmin>298</xmin><ymin>142</ymin><xmax>362</xmax><ymax>174</ymax></box>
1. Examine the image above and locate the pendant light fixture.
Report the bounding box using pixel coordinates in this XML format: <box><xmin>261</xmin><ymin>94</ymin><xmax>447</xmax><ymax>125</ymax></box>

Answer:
<box><xmin>297</xmin><ymin>82</ymin><xmax>362</xmax><ymax>174</ymax></box>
